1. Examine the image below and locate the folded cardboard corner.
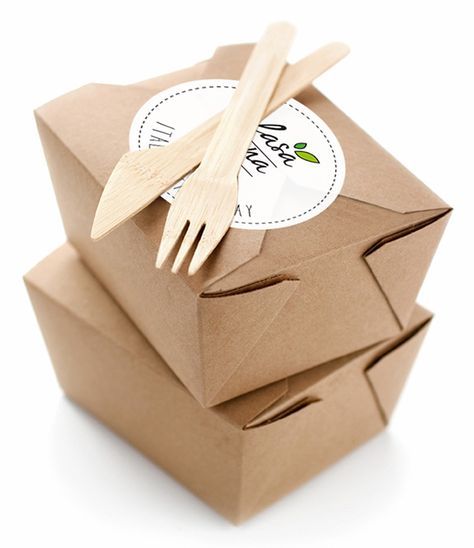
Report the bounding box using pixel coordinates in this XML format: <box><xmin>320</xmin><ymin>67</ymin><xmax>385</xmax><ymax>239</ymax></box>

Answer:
<box><xmin>363</xmin><ymin>210</ymin><xmax>450</xmax><ymax>327</ymax></box>
<box><xmin>25</xmin><ymin>243</ymin><xmax>432</xmax><ymax>523</ymax></box>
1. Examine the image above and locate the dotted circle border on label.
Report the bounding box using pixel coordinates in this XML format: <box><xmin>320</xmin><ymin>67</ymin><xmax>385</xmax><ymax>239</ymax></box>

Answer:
<box><xmin>135</xmin><ymin>83</ymin><xmax>340</xmax><ymax>227</ymax></box>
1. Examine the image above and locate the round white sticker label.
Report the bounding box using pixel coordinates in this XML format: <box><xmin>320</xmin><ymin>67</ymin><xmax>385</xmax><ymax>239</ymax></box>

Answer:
<box><xmin>129</xmin><ymin>79</ymin><xmax>345</xmax><ymax>230</ymax></box>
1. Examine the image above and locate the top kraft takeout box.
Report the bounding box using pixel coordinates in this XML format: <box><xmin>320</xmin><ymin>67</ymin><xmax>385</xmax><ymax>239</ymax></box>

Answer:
<box><xmin>35</xmin><ymin>43</ymin><xmax>451</xmax><ymax>407</ymax></box>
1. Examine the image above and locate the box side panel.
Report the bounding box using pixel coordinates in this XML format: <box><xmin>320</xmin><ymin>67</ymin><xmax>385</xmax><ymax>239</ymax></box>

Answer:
<box><xmin>25</xmin><ymin>280</ymin><xmax>243</xmax><ymax>523</ymax></box>
<box><xmin>35</xmin><ymin>116</ymin><xmax>206</xmax><ymax>404</ymax></box>
<box><xmin>237</xmin><ymin>313</ymin><xmax>430</xmax><ymax>521</ymax></box>
<box><xmin>238</xmin><ymin>365</ymin><xmax>384</xmax><ymax>522</ymax></box>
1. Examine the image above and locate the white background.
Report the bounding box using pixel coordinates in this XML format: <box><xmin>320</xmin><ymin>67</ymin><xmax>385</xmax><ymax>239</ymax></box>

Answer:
<box><xmin>1</xmin><ymin>1</ymin><xmax>472</xmax><ymax>546</ymax></box>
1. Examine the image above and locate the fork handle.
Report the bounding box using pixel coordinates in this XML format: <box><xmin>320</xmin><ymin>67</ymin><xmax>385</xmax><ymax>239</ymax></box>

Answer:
<box><xmin>199</xmin><ymin>22</ymin><xmax>295</xmax><ymax>180</ymax></box>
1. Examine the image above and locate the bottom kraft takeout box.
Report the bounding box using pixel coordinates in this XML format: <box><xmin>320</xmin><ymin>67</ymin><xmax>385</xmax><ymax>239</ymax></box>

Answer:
<box><xmin>25</xmin><ymin>243</ymin><xmax>433</xmax><ymax>523</ymax></box>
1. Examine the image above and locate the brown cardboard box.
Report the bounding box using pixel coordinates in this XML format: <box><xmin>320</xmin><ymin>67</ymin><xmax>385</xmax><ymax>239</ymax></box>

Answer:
<box><xmin>35</xmin><ymin>43</ymin><xmax>450</xmax><ymax>406</ymax></box>
<box><xmin>25</xmin><ymin>244</ymin><xmax>432</xmax><ymax>523</ymax></box>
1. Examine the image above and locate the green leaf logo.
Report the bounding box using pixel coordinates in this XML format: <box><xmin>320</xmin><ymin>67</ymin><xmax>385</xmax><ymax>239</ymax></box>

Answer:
<box><xmin>295</xmin><ymin>150</ymin><xmax>320</xmax><ymax>163</ymax></box>
<box><xmin>293</xmin><ymin>142</ymin><xmax>319</xmax><ymax>164</ymax></box>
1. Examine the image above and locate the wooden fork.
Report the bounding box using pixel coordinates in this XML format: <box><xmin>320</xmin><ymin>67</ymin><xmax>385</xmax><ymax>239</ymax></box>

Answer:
<box><xmin>155</xmin><ymin>22</ymin><xmax>295</xmax><ymax>275</ymax></box>
<box><xmin>91</xmin><ymin>41</ymin><xmax>350</xmax><ymax>241</ymax></box>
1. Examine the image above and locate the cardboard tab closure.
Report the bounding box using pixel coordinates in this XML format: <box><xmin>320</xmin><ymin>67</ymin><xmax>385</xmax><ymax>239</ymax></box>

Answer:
<box><xmin>364</xmin><ymin>210</ymin><xmax>451</xmax><ymax>327</ymax></box>
<box><xmin>365</xmin><ymin>306</ymin><xmax>432</xmax><ymax>423</ymax></box>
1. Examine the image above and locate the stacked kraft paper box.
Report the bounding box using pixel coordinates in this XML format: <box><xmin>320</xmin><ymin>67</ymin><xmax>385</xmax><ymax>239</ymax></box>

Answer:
<box><xmin>25</xmin><ymin>44</ymin><xmax>451</xmax><ymax>523</ymax></box>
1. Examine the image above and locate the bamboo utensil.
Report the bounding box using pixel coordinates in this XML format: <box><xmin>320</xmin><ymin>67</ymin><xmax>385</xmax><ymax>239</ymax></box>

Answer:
<box><xmin>155</xmin><ymin>22</ymin><xmax>295</xmax><ymax>274</ymax></box>
<box><xmin>91</xmin><ymin>41</ymin><xmax>350</xmax><ymax>241</ymax></box>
